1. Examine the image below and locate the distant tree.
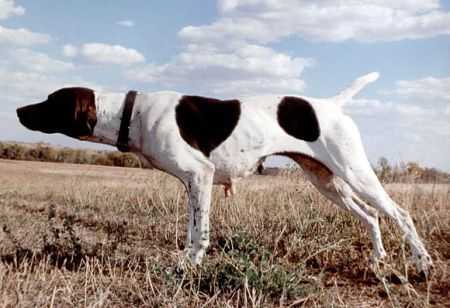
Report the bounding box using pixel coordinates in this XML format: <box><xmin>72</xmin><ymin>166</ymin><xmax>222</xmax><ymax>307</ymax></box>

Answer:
<box><xmin>406</xmin><ymin>162</ymin><xmax>421</xmax><ymax>181</ymax></box>
<box><xmin>121</xmin><ymin>153</ymin><xmax>141</xmax><ymax>168</ymax></box>
<box><xmin>94</xmin><ymin>155</ymin><xmax>114</xmax><ymax>166</ymax></box>
<box><xmin>376</xmin><ymin>157</ymin><xmax>392</xmax><ymax>182</ymax></box>
<box><xmin>24</xmin><ymin>148</ymin><xmax>39</xmax><ymax>160</ymax></box>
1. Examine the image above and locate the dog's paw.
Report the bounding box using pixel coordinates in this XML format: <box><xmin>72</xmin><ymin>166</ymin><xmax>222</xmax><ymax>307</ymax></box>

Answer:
<box><xmin>177</xmin><ymin>247</ymin><xmax>205</xmax><ymax>268</ymax></box>
<box><xmin>369</xmin><ymin>255</ymin><xmax>388</xmax><ymax>276</ymax></box>
<box><xmin>370</xmin><ymin>248</ymin><xmax>387</xmax><ymax>265</ymax></box>
<box><xmin>412</xmin><ymin>253</ymin><xmax>433</xmax><ymax>277</ymax></box>
<box><xmin>188</xmin><ymin>247</ymin><xmax>206</xmax><ymax>266</ymax></box>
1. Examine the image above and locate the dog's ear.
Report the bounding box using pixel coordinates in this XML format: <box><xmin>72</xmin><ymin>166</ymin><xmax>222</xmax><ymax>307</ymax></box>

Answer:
<box><xmin>49</xmin><ymin>87</ymin><xmax>97</xmax><ymax>137</ymax></box>
<box><xmin>73</xmin><ymin>89</ymin><xmax>97</xmax><ymax>135</ymax></box>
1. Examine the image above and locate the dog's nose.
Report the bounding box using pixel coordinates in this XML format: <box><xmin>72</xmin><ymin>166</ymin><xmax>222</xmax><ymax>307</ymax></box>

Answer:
<box><xmin>16</xmin><ymin>106</ymin><xmax>27</xmax><ymax>123</ymax></box>
<box><xmin>16</xmin><ymin>106</ymin><xmax>26</xmax><ymax>119</ymax></box>
<box><xmin>16</xmin><ymin>105</ymin><xmax>35</xmax><ymax>129</ymax></box>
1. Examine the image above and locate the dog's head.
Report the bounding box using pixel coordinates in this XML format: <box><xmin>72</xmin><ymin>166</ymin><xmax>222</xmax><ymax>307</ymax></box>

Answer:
<box><xmin>16</xmin><ymin>87</ymin><xmax>97</xmax><ymax>139</ymax></box>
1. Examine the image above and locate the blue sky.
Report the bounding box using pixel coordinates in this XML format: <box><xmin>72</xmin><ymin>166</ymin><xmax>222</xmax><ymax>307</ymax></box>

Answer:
<box><xmin>1</xmin><ymin>0</ymin><xmax>449</xmax><ymax>170</ymax></box>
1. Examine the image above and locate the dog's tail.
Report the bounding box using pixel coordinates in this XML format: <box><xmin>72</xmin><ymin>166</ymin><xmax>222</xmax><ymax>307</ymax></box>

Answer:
<box><xmin>334</xmin><ymin>72</ymin><xmax>379</xmax><ymax>106</ymax></box>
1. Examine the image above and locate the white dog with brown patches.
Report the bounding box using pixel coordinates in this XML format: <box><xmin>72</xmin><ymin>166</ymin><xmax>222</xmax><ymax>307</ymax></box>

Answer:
<box><xmin>16</xmin><ymin>72</ymin><xmax>433</xmax><ymax>273</ymax></box>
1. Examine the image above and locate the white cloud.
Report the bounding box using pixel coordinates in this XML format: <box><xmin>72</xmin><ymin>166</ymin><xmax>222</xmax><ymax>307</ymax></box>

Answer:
<box><xmin>0</xmin><ymin>0</ymin><xmax>25</xmax><ymax>20</ymax></box>
<box><xmin>0</xmin><ymin>47</ymin><xmax>93</xmax><ymax>106</ymax></box>
<box><xmin>394</xmin><ymin>77</ymin><xmax>450</xmax><ymax>101</ymax></box>
<box><xmin>343</xmin><ymin>75</ymin><xmax>450</xmax><ymax>170</ymax></box>
<box><xmin>374</xmin><ymin>76</ymin><xmax>450</xmax><ymax>119</ymax></box>
<box><xmin>0</xmin><ymin>25</ymin><xmax>50</xmax><ymax>45</ymax></box>
<box><xmin>0</xmin><ymin>69</ymin><xmax>61</xmax><ymax>103</ymax></box>
<box><xmin>345</xmin><ymin>98</ymin><xmax>428</xmax><ymax>116</ymax></box>
<box><xmin>81</xmin><ymin>43</ymin><xmax>145</xmax><ymax>65</ymax></box>
<box><xmin>0</xmin><ymin>2</ymin><xmax>49</xmax><ymax>47</ymax></box>
<box><xmin>179</xmin><ymin>18</ymin><xmax>274</xmax><ymax>44</ymax></box>
<box><xmin>182</xmin><ymin>0</ymin><xmax>450</xmax><ymax>43</ymax></box>
<box><xmin>128</xmin><ymin>42</ymin><xmax>313</xmax><ymax>95</ymax></box>
<box><xmin>117</xmin><ymin>20</ymin><xmax>135</xmax><ymax>27</ymax></box>
<box><xmin>139</xmin><ymin>0</ymin><xmax>450</xmax><ymax>97</ymax></box>
<box><xmin>10</xmin><ymin>48</ymin><xmax>74</xmax><ymax>73</ymax></box>
<box><xmin>0</xmin><ymin>67</ymin><xmax>104</xmax><ymax>106</ymax></box>
<box><xmin>218</xmin><ymin>0</ymin><xmax>442</xmax><ymax>14</ymax></box>
<box><xmin>63</xmin><ymin>44</ymin><xmax>78</xmax><ymax>57</ymax></box>
<box><xmin>348</xmin><ymin>76</ymin><xmax>450</xmax><ymax>115</ymax></box>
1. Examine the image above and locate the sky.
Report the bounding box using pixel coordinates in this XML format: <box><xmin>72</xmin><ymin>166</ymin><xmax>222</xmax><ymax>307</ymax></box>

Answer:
<box><xmin>1</xmin><ymin>0</ymin><xmax>449</xmax><ymax>171</ymax></box>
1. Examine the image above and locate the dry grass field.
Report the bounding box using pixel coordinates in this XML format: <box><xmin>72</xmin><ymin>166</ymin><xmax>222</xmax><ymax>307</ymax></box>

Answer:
<box><xmin>0</xmin><ymin>159</ymin><xmax>449</xmax><ymax>307</ymax></box>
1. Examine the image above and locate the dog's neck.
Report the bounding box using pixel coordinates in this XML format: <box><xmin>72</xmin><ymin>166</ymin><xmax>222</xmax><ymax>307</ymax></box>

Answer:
<box><xmin>90</xmin><ymin>91</ymin><xmax>140</xmax><ymax>150</ymax></box>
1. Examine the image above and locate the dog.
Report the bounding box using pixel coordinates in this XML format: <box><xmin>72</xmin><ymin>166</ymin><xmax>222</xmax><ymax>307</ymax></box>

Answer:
<box><xmin>16</xmin><ymin>72</ymin><xmax>432</xmax><ymax>273</ymax></box>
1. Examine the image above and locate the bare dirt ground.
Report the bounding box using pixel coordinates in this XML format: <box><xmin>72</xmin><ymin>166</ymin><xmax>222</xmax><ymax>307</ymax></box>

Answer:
<box><xmin>0</xmin><ymin>159</ymin><xmax>449</xmax><ymax>307</ymax></box>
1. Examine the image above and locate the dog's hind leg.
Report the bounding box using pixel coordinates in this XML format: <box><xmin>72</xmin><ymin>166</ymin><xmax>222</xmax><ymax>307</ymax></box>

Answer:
<box><xmin>344</xmin><ymin>163</ymin><xmax>433</xmax><ymax>273</ymax></box>
<box><xmin>322</xmin><ymin>117</ymin><xmax>432</xmax><ymax>273</ymax></box>
<box><xmin>288</xmin><ymin>154</ymin><xmax>387</xmax><ymax>263</ymax></box>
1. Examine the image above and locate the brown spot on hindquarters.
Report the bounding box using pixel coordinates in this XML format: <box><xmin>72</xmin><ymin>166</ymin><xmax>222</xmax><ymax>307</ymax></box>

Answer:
<box><xmin>277</xmin><ymin>96</ymin><xmax>320</xmax><ymax>142</ymax></box>
<box><xmin>281</xmin><ymin>152</ymin><xmax>332</xmax><ymax>185</ymax></box>
<box><xmin>175</xmin><ymin>95</ymin><xmax>241</xmax><ymax>157</ymax></box>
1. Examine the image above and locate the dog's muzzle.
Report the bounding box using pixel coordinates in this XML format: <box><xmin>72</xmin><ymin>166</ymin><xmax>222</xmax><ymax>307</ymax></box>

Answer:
<box><xmin>17</xmin><ymin>104</ymin><xmax>41</xmax><ymax>131</ymax></box>
<box><xmin>17</xmin><ymin>101</ymin><xmax>57</xmax><ymax>133</ymax></box>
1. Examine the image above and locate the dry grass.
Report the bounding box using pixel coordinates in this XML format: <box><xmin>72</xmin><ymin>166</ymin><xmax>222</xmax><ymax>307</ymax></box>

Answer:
<box><xmin>0</xmin><ymin>159</ymin><xmax>449</xmax><ymax>307</ymax></box>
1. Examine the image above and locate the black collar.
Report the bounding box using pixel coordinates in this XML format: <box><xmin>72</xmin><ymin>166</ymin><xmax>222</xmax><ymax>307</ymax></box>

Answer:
<box><xmin>117</xmin><ymin>90</ymin><xmax>137</xmax><ymax>152</ymax></box>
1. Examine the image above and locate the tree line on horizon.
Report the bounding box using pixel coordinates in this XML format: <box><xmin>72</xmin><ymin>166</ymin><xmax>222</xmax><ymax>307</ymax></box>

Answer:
<box><xmin>0</xmin><ymin>141</ymin><xmax>448</xmax><ymax>183</ymax></box>
<box><xmin>0</xmin><ymin>141</ymin><xmax>141</xmax><ymax>168</ymax></box>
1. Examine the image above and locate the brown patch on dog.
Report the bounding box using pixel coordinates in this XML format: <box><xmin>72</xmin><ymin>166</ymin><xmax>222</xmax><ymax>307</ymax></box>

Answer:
<box><xmin>282</xmin><ymin>152</ymin><xmax>332</xmax><ymax>185</ymax></box>
<box><xmin>175</xmin><ymin>95</ymin><xmax>241</xmax><ymax>157</ymax></box>
<box><xmin>70</xmin><ymin>88</ymin><xmax>97</xmax><ymax>137</ymax></box>
<box><xmin>17</xmin><ymin>87</ymin><xmax>97</xmax><ymax>139</ymax></box>
<box><xmin>277</xmin><ymin>96</ymin><xmax>320</xmax><ymax>142</ymax></box>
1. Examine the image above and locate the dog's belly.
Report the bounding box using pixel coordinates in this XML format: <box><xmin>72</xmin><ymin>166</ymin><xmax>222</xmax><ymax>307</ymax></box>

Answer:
<box><xmin>209</xmin><ymin>104</ymin><xmax>273</xmax><ymax>185</ymax></box>
<box><xmin>211</xmin><ymin>153</ymin><xmax>263</xmax><ymax>185</ymax></box>
<box><xmin>209</xmin><ymin>129</ymin><xmax>266</xmax><ymax>184</ymax></box>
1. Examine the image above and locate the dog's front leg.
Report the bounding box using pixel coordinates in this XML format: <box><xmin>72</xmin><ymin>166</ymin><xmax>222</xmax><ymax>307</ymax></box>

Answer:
<box><xmin>184</xmin><ymin>167</ymin><xmax>214</xmax><ymax>265</ymax></box>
